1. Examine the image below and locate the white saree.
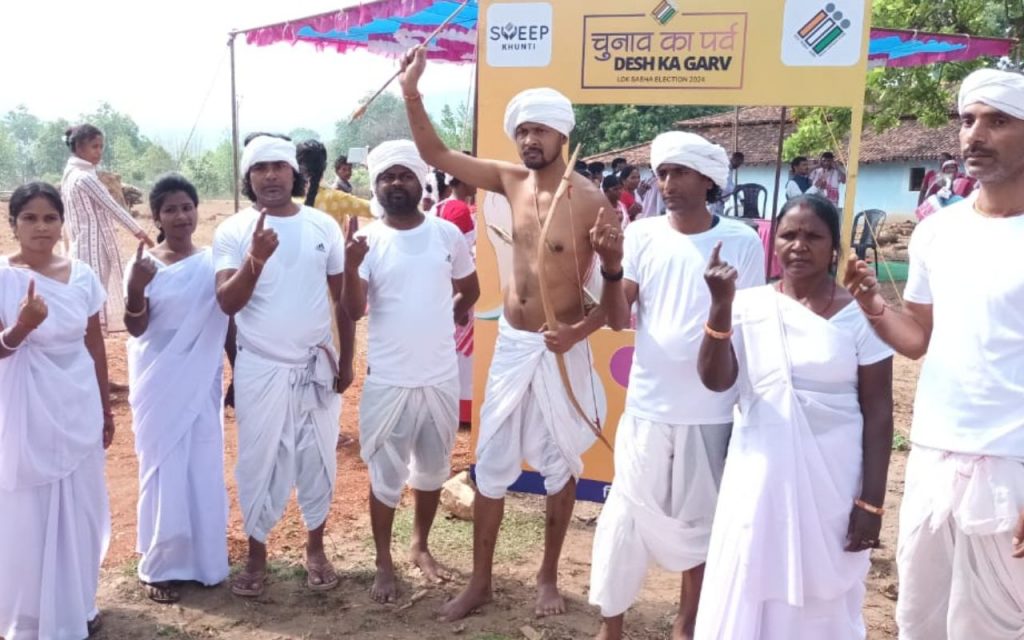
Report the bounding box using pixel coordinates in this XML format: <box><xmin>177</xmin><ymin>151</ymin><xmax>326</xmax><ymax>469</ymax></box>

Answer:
<box><xmin>694</xmin><ymin>286</ymin><xmax>892</xmax><ymax>640</ymax></box>
<box><xmin>126</xmin><ymin>249</ymin><xmax>229</xmax><ymax>586</ymax></box>
<box><xmin>0</xmin><ymin>259</ymin><xmax>110</xmax><ymax>640</ymax></box>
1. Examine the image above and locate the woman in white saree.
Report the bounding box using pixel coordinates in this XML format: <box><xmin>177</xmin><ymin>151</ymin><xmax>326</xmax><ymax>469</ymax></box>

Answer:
<box><xmin>124</xmin><ymin>174</ymin><xmax>233</xmax><ymax>604</ymax></box>
<box><xmin>694</xmin><ymin>194</ymin><xmax>895</xmax><ymax>639</ymax></box>
<box><xmin>0</xmin><ymin>182</ymin><xmax>114</xmax><ymax>640</ymax></box>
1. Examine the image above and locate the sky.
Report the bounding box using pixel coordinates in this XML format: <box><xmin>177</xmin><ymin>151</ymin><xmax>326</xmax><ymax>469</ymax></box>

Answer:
<box><xmin>2</xmin><ymin>0</ymin><xmax>475</xmax><ymax>150</ymax></box>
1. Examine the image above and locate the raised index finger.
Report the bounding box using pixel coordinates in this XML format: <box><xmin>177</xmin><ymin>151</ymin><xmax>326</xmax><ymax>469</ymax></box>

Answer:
<box><xmin>26</xmin><ymin>278</ymin><xmax>35</xmax><ymax>300</ymax></box>
<box><xmin>708</xmin><ymin>241</ymin><xmax>723</xmax><ymax>267</ymax></box>
<box><xmin>347</xmin><ymin>215</ymin><xmax>359</xmax><ymax>241</ymax></box>
<box><xmin>255</xmin><ymin>208</ymin><xmax>268</xmax><ymax>233</ymax></box>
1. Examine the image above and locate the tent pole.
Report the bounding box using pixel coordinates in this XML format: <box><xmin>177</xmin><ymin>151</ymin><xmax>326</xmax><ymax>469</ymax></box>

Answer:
<box><xmin>229</xmin><ymin>32</ymin><xmax>240</xmax><ymax>213</ymax></box>
<box><xmin>732</xmin><ymin>106</ymin><xmax>740</xmax><ymax>153</ymax></box>
<box><xmin>768</xmin><ymin>106</ymin><xmax>787</xmax><ymax>280</ymax></box>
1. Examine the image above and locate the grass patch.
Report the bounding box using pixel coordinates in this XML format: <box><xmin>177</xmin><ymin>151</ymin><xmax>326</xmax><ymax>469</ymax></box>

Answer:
<box><xmin>120</xmin><ymin>555</ymin><xmax>140</xmax><ymax>578</ymax></box>
<box><xmin>384</xmin><ymin>508</ymin><xmax>544</xmax><ymax>564</ymax></box>
<box><xmin>892</xmin><ymin>432</ymin><xmax>910</xmax><ymax>452</ymax></box>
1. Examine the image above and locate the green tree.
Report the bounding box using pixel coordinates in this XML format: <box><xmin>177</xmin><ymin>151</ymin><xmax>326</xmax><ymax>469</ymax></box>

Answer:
<box><xmin>331</xmin><ymin>92</ymin><xmax>414</xmax><ymax>157</ymax></box>
<box><xmin>570</xmin><ymin>105</ymin><xmax>727</xmax><ymax>156</ymax></box>
<box><xmin>32</xmin><ymin>118</ymin><xmax>72</xmax><ymax>184</ymax></box>
<box><xmin>437</xmin><ymin>101</ymin><xmax>474</xmax><ymax>152</ymax></box>
<box><xmin>0</xmin><ymin>127</ymin><xmax>20</xmax><ymax>190</ymax></box>
<box><xmin>786</xmin><ymin>0</ymin><xmax>1019</xmax><ymax>157</ymax></box>
<box><xmin>3</xmin><ymin>105</ymin><xmax>42</xmax><ymax>182</ymax></box>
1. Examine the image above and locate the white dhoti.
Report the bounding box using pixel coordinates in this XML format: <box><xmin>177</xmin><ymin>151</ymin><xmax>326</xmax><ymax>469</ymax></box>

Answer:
<box><xmin>475</xmin><ymin>317</ymin><xmax>600</xmax><ymax>499</ymax></box>
<box><xmin>589</xmin><ymin>414</ymin><xmax>730</xmax><ymax>617</ymax></box>
<box><xmin>234</xmin><ymin>345</ymin><xmax>341</xmax><ymax>542</ymax></box>
<box><xmin>0</xmin><ymin>263</ymin><xmax>110</xmax><ymax>640</ymax></box>
<box><xmin>128</xmin><ymin>249</ymin><xmax>230</xmax><ymax>586</ymax></box>
<box><xmin>359</xmin><ymin>376</ymin><xmax>460</xmax><ymax>508</ymax></box>
<box><xmin>896</xmin><ymin>445</ymin><xmax>1024</xmax><ymax>640</ymax></box>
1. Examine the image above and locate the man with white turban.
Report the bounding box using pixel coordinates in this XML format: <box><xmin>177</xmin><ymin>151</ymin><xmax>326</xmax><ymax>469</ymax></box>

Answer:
<box><xmin>212</xmin><ymin>133</ymin><xmax>354</xmax><ymax>597</ymax></box>
<box><xmin>398</xmin><ymin>49</ymin><xmax>620</xmax><ymax>621</ymax></box>
<box><xmin>590</xmin><ymin>130</ymin><xmax>764</xmax><ymax>640</ymax></box>
<box><xmin>342</xmin><ymin>140</ymin><xmax>480</xmax><ymax>603</ymax></box>
<box><xmin>845</xmin><ymin>68</ymin><xmax>1024</xmax><ymax>639</ymax></box>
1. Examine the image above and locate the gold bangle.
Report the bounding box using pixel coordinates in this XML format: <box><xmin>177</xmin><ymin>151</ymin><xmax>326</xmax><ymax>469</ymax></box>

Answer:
<box><xmin>704</xmin><ymin>322</ymin><xmax>733</xmax><ymax>340</ymax></box>
<box><xmin>125</xmin><ymin>300</ymin><xmax>148</xmax><ymax>318</ymax></box>
<box><xmin>403</xmin><ymin>92</ymin><xmax>423</xmax><ymax>102</ymax></box>
<box><xmin>854</xmin><ymin>498</ymin><xmax>884</xmax><ymax>516</ymax></box>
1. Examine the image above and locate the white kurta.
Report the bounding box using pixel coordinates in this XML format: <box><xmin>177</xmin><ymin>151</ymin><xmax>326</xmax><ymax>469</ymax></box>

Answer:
<box><xmin>126</xmin><ymin>249</ymin><xmax>229</xmax><ymax>586</ymax></box>
<box><xmin>359</xmin><ymin>376</ymin><xmax>460</xmax><ymax>508</ymax></box>
<box><xmin>694</xmin><ymin>286</ymin><xmax>892</xmax><ymax>640</ymax></box>
<box><xmin>474</xmin><ymin>316</ymin><xmax>602</xmax><ymax>499</ymax></box>
<box><xmin>61</xmin><ymin>156</ymin><xmax>144</xmax><ymax>334</ymax></box>
<box><xmin>0</xmin><ymin>259</ymin><xmax>110</xmax><ymax>640</ymax></box>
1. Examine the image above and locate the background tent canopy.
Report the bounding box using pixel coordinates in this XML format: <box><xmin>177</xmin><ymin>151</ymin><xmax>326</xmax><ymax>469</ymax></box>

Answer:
<box><xmin>243</xmin><ymin>0</ymin><xmax>478</xmax><ymax>62</ymax></box>
<box><xmin>241</xmin><ymin>2</ymin><xmax>1015</xmax><ymax>70</ymax></box>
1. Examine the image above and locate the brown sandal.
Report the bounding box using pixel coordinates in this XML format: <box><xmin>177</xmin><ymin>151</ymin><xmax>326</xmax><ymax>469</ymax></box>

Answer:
<box><xmin>142</xmin><ymin>580</ymin><xmax>181</xmax><ymax>604</ymax></box>
<box><xmin>230</xmin><ymin>569</ymin><xmax>267</xmax><ymax>597</ymax></box>
<box><xmin>305</xmin><ymin>559</ymin><xmax>340</xmax><ymax>592</ymax></box>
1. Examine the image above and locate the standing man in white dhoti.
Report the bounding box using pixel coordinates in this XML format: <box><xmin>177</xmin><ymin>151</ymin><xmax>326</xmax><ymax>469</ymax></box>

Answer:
<box><xmin>213</xmin><ymin>135</ymin><xmax>354</xmax><ymax>598</ymax></box>
<box><xmin>695</xmin><ymin>194</ymin><xmax>894</xmax><ymax>639</ymax></box>
<box><xmin>343</xmin><ymin>140</ymin><xmax>480</xmax><ymax>603</ymax></box>
<box><xmin>0</xmin><ymin>182</ymin><xmax>115</xmax><ymax>639</ymax></box>
<box><xmin>589</xmin><ymin>132</ymin><xmax>765</xmax><ymax>640</ymax></box>
<box><xmin>124</xmin><ymin>174</ymin><xmax>233</xmax><ymax>604</ymax></box>
<box><xmin>845</xmin><ymin>68</ymin><xmax>1024</xmax><ymax>640</ymax></box>
<box><xmin>399</xmin><ymin>49</ymin><xmax>617</xmax><ymax>620</ymax></box>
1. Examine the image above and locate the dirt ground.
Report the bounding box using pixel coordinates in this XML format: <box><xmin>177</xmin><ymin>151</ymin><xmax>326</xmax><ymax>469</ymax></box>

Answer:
<box><xmin>0</xmin><ymin>200</ymin><xmax>917</xmax><ymax>639</ymax></box>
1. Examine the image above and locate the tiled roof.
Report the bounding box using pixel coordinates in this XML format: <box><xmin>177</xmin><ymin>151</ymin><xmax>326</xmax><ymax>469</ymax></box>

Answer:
<box><xmin>585</xmin><ymin>107</ymin><xmax>960</xmax><ymax>166</ymax></box>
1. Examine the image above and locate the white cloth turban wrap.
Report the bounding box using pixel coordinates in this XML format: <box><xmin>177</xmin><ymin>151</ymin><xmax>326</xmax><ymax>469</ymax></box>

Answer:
<box><xmin>503</xmin><ymin>88</ymin><xmax>576</xmax><ymax>140</ymax></box>
<box><xmin>958</xmin><ymin>68</ymin><xmax>1024</xmax><ymax>121</ymax></box>
<box><xmin>367</xmin><ymin>139</ymin><xmax>429</xmax><ymax>218</ymax></box>
<box><xmin>239</xmin><ymin>135</ymin><xmax>299</xmax><ymax>176</ymax></box>
<box><xmin>649</xmin><ymin>131</ymin><xmax>730</xmax><ymax>190</ymax></box>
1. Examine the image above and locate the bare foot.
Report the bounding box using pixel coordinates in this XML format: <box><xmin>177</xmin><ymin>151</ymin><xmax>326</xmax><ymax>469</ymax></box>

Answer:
<box><xmin>535</xmin><ymin>579</ymin><xmax>566</xmax><ymax>618</ymax></box>
<box><xmin>595</xmin><ymin>616</ymin><xmax>623</xmax><ymax>640</ymax></box>
<box><xmin>371</xmin><ymin>565</ymin><xmax>398</xmax><ymax>603</ymax></box>
<box><xmin>410</xmin><ymin>548</ymin><xmax>452</xmax><ymax>583</ymax></box>
<box><xmin>438</xmin><ymin>582</ymin><xmax>492</xmax><ymax>621</ymax></box>
<box><xmin>672</xmin><ymin>613</ymin><xmax>695</xmax><ymax>640</ymax></box>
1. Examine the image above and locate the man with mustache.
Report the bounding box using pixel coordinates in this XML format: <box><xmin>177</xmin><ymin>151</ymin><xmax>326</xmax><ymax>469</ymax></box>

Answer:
<box><xmin>399</xmin><ymin>48</ymin><xmax>619</xmax><ymax>621</ymax></box>
<box><xmin>342</xmin><ymin>140</ymin><xmax>480</xmax><ymax>604</ymax></box>
<box><xmin>212</xmin><ymin>135</ymin><xmax>354</xmax><ymax>597</ymax></box>
<box><xmin>846</xmin><ymin>68</ymin><xmax>1024</xmax><ymax>639</ymax></box>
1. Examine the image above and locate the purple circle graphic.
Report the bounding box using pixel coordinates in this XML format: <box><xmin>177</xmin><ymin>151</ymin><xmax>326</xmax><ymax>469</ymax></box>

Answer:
<box><xmin>610</xmin><ymin>346</ymin><xmax>634</xmax><ymax>388</ymax></box>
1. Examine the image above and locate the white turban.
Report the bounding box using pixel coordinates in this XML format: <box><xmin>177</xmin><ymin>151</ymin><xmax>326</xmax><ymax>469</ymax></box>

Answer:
<box><xmin>649</xmin><ymin>131</ymin><xmax>730</xmax><ymax>190</ymax></box>
<box><xmin>239</xmin><ymin>135</ymin><xmax>298</xmax><ymax>176</ymax></box>
<box><xmin>366</xmin><ymin>139</ymin><xmax>429</xmax><ymax>218</ymax></box>
<box><xmin>958</xmin><ymin>68</ymin><xmax>1024</xmax><ymax>121</ymax></box>
<box><xmin>503</xmin><ymin>88</ymin><xmax>575</xmax><ymax>141</ymax></box>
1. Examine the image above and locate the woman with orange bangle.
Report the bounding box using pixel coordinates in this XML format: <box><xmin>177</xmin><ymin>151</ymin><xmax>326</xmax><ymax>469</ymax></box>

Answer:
<box><xmin>694</xmin><ymin>194</ymin><xmax>894</xmax><ymax>639</ymax></box>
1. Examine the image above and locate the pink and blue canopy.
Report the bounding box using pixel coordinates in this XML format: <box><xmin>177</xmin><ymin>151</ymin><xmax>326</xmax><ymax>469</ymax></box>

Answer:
<box><xmin>240</xmin><ymin>1</ymin><xmax>1014</xmax><ymax>69</ymax></box>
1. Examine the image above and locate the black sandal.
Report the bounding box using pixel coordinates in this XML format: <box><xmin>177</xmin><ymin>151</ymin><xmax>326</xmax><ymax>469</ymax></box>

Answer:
<box><xmin>142</xmin><ymin>580</ymin><xmax>181</xmax><ymax>604</ymax></box>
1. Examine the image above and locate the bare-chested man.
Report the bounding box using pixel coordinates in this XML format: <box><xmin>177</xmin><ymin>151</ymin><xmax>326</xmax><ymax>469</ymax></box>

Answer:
<box><xmin>400</xmin><ymin>48</ymin><xmax>619</xmax><ymax>621</ymax></box>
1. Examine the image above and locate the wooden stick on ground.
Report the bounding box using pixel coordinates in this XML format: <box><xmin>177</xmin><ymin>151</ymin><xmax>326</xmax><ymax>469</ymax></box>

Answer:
<box><xmin>349</xmin><ymin>0</ymin><xmax>470</xmax><ymax>122</ymax></box>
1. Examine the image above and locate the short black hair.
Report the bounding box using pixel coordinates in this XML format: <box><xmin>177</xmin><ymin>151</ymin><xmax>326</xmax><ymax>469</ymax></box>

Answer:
<box><xmin>821</xmin><ymin>151</ymin><xmax>835</xmax><ymax>160</ymax></box>
<box><xmin>64</xmin><ymin>124</ymin><xmax>103</xmax><ymax>153</ymax></box>
<box><xmin>617</xmin><ymin>164</ymin><xmax>639</xmax><ymax>181</ymax></box>
<box><xmin>602</xmin><ymin>174</ymin><xmax>622</xmax><ymax>191</ymax></box>
<box><xmin>149</xmin><ymin>173</ymin><xmax>199</xmax><ymax>243</ymax></box>
<box><xmin>790</xmin><ymin>155</ymin><xmax>808</xmax><ymax>170</ymax></box>
<box><xmin>9</xmin><ymin>181</ymin><xmax>64</xmax><ymax>225</ymax></box>
<box><xmin>706</xmin><ymin>184</ymin><xmax>723</xmax><ymax>205</ymax></box>
<box><xmin>574</xmin><ymin>160</ymin><xmax>589</xmax><ymax>175</ymax></box>
<box><xmin>731</xmin><ymin>151</ymin><xmax>745</xmax><ymax>161</ymax></box>
<box><xmin>334</xmin><ymin>155</ymin><xmax>350</xmax><ymax>170</ymax></box>
<box><xmin>778</xmin><ymin>193</ymin><xmax>842</xmax><ymax>257</ymax></box>
<box><xmin>939</xmin><ymin>152</ymin><xmax>954</xmax><ymax>161</ymax></box>
<box><xmin>587</xmin><ymin>161</ymin><xmax>606</xmax><ymax>175</ymax></box>
<box><xmin>610</xmin><ymin>157</ymin><xmax>627</xmax><ymax>170</ymax></box>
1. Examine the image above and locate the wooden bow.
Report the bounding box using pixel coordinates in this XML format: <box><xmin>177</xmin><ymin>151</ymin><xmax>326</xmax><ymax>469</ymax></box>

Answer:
<box><xmin>537</xmin><ymin>145</ymin><xmax>612</xmax><ymax>451</ymax></box>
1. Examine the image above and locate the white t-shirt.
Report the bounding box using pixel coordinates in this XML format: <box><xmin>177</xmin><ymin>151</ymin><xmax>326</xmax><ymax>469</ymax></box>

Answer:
<box><xmin>213</xmin><ymin>206</ymin><xmax>344</xmax><ymax>364</ymax></box>
<box><xmin>622</xmin><ymin>215</ymin><xmax>766</xmax><ymax>424</ymax></box>
<box><xmin>358</xmin><ymin>216</ymin><xmax>474</xmax><ymax>387</ymax></box>
<box><xmin>904</xmin><ymin>197</ymin><xmax>1024</xmax><ymax>457</ymax></box>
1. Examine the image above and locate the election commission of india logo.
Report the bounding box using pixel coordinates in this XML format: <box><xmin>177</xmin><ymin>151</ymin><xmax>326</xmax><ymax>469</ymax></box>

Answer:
<box><xmin>650</xmin><ymin>0</ymin><xmax>678</xmax><ymax>26</ymax></box>
<box><xmin>781</xmin><ymin>0</ymin><xmax>864</xmax><ymax>67</ymax></box>
<box><xmin>796</xmin><ymin>3</ymin><xmax>850</xmax><ymax>56</ymax></box>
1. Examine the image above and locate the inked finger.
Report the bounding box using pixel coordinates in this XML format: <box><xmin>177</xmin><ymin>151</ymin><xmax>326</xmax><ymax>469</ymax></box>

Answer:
<box><xmin>26</xmin><ymin>278</ymin><xmax>35</xmax><ymax>300</ymax></box>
